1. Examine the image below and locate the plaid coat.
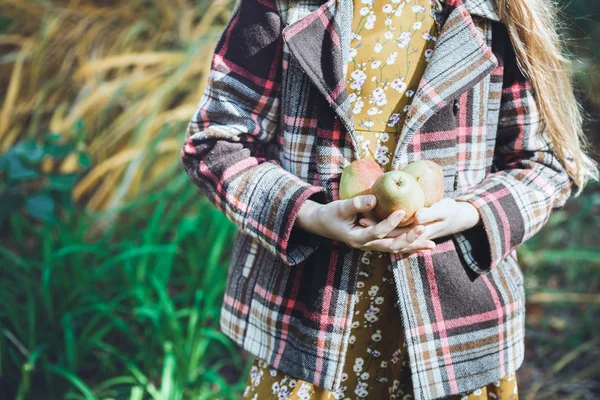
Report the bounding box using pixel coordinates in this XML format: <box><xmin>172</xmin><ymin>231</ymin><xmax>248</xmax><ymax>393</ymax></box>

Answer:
<box><xmin>180</xmin><ymin>0</ymin><xmax>573</xmax><ymax>398</ymax></box>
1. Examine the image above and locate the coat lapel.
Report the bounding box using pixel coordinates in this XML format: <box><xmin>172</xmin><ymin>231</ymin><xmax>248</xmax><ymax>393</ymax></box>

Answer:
<box><xmin>281</xmin><ymin>0</ymin><xmax>357</xmax><ymax>149</ymax></box>
<box><xmin>390</xmin><ymin>0</ymin><xmax>500</xmax><ymax>170</ymax></box>
<box><xmin>280</xmin><ymin>0</ymin><xmax>500</xmax><ymax>166</ymax></box>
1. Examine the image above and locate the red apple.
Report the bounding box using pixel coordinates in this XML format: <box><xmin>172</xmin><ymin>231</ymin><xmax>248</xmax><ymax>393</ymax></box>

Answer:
<box><xmin>339</xmin><ymin>158</ymin><xmax>384</xmax><ymax>200</ymax></box>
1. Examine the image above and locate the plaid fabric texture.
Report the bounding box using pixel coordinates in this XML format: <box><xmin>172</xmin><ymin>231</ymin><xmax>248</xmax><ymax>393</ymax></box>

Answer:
<box><xmin>180</xmin><ymin>0</ymin><xmax>573</xmax><ymax>398</ymax></box>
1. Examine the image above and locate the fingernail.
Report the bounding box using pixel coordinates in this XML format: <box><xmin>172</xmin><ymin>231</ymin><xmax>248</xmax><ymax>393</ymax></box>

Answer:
<box><xmin>365</xmin><ymin>195</ymin><xmax>375</xmax><ymax>207</ymax></box>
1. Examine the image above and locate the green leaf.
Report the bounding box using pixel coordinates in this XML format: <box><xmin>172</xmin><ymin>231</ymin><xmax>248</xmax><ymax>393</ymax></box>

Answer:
<box><xmin>14</xmin><ymin>140</ymin><xmax>45</xmax><ymax>163</ymax></box>
<box><xmin>0</xmin><ymin>16</ymin><xmax>12</xmax><ymax>33</ymax></box>
<box><xmin>47</xmin><ymin>174</ymin><xmax>79</xmax><ymax>191</ymax></box>
<box><xmin>7</xmin><ymin>155</ymin><xmax>37</xmax><ymax>180</ymax></box>
<box><xmin>78</xmin><ymin>153</ymin><xmax>91</xmax><ymax>169</ymax></box>
<box><xmin>25</xmin><ymin>193</ymin><xmax>56</xmax><ymax>222</ymax></box>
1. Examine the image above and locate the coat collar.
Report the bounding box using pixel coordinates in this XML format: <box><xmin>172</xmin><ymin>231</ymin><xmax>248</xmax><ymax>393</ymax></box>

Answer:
<box><xmin>281</xmin><ymin>0</ymin><xmax>500</xmax><ymax>165</ymax></box>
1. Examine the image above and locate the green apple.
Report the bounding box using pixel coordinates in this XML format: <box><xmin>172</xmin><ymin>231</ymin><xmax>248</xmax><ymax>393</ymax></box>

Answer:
<box><xmin>402</xmin><ymin>160</ymin><xmax>445</xmax><ymax>207</ymax></box>
<box><xmin>371</xmin><ymin>170</ymin><xmax>425</xmax><ymax>225</ymax></box>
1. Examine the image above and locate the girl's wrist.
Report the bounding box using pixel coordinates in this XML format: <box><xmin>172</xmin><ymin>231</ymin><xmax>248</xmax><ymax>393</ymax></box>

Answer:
<box><xmin>456</xmin><ymin>200</ymin><xmax>481</xmax><ymax>230</ymax></box>
<box><xmin>296</xmin><ymin>199</ymin><xmax>323</xmax><ymax>234</ymax></box>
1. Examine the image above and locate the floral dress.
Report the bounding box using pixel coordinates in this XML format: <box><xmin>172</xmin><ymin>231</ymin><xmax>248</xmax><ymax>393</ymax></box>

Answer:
<box><xmin>242</xmin><ymin>0</ymin><xmax>520</xmax><ymax>398</ymax></box>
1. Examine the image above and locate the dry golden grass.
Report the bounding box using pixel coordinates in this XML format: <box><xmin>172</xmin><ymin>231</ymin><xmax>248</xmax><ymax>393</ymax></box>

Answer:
<box><xmin>0</xmin><ymin>0</ymin><xmax>234</xmax><ymax>210</ymax></box>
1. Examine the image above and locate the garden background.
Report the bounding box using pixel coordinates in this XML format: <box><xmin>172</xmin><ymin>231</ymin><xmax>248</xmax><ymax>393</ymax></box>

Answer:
<box><xmin>1</xmin><ymin>0</ymin><xmax>598</xmax><ymax>399</ymax></box>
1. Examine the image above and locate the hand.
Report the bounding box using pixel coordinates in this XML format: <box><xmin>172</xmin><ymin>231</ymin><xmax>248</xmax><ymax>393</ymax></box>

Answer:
<box><xmin>296</xmin><ymin>194</ymin><xmax>436</xmax><ymax>253</ymax></box>
<box><xmin>358</xmin><ymin>198</ymin><xmax>481</xmax><ymax>241</ymax></box>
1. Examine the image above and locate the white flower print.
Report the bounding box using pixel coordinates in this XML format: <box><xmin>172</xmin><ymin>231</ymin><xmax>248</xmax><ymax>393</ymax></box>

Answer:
<box><xmin>353</xmin><ymin>102</ymin><xmax>364</xmax><ymax>114</ymax></box>
<box><xmin>351</xmin><ymin>69</ymin><xmax>367</xmax><ymax>81</ymax></box>
<box><xmin>368</xmin><ymin>285</ymin><xmax>379</xmax><ymax>296</ymax></box>
<box><xmin>353</xmin><ymin>363</ymin><xmax>363</xmax><ymax>373</ymax></box>
<box><xmin>371</xmin><ymin>60</ymin><xmax>382</xmax><ymax>69</ymax></box>
<box><xmin>367</xmin><ymin>107</ymin><xmax>379</xmax><ymax>116</ymax></box>
<box><xmin>349</xmin><ymin>47</ymin><xmax>358</xmax><ymax>59</ymax></box>
<box><xmin>271</xmin><ymin>382</ymin><xmax>280</xmax><ymax>394</ymax></box>
<box><xmin>348</xmin><ymin>92</ymin><xmax>358</xmax><ymax>103</ymax></box>
<box><xmin>391</xmin><ymin>78</ymin><xmax>407</xmax><ymax>93</ymax></box>
<box><xmin>474</xmin><ymin>388</ymin><xmax>483</xmax><ymax>396</ymax></box>
<box><xmin>251</xmin><ymin>394</ymin><xmax>258</xmax><ymax>400</ymax></box>
<box><xmin>278</xmin><ymin>386</ymin><xmax>290</xmax><ymax>399</ymax></box>
<box><xmin>387</xmin><ymin>113</ymin><xmax>401</xmax><ymax>126</ymax></box>
<box><xmin>365</xmin><ymin>14</ymin><xmax>376</xmax><ymax>30</ymax></box>
<box><xmin>370</xmin><ymin>88</ymin><xmax>387</xmax><ymax>106</ymax></box>
<box><xmin>384</xmin><ymin>30</ymin><xmax>394</xmax><ymax>40</ymax></box>
<box><xmin>412</xmin><ymin>4</ymin><xmax>426</xmax><ymax>12</ymax></box>
<box><xmin>374</xmin><ymin>43</ymin><xmax>383</xmax><ymax>53</ymax></box>
<box><xmin>269</xmin><ymin>368</ymin><xmax>277</xmax><ymax>377</ymax></box>
<box><xmin>355</xmin><ymin>381</ymin><xmax>369</xmax><ymax>397</ymax></box>
<box><xmin>357</xmin><ymin>281</ymin><xmax>365</xmax><ymax>288</ymax></box>
<box><xmin>374</xmin><ymin>296</ymin><xmax>384</xmax><ymax>304</ymax></box>
<box><xmin>360</xmin><ymin>372</ymin><xmax>370</xmax><ymax>380</ymax></box>
<box><xmin>413</xmin><ymin>21</ymin><xmax>422</xmax><ymax>30</ymax></box>
<box><xmin>382</xmin><ymin>4</ymin><xmax>393</xmax><ymax>13</ymax></box>
<box><xmin>397</xmin><ymin>31</ymin><xmax>411</xmax><ymax>48</ymax></box>
<box><xmin>425</xmin><ymin>49</ymin><xmax>433</xmax><ymax>60</ymax></box>
<box><xmin>362</xmin><ymin>120</ymin><xmax>375</xmax><ymax>128</ymax></box>
<box><xmin>405</xmin><ymin>90</ymin><xmax>415</xmax><ymax>97</ymax></box>
<box><xmin>372</xmin><ymin>330</ymin><xmax>382</xmax><ymax>341</ymax></box>
<box><xmin>394</xmin><ymin>3</ymin><xmax>404</xmax><ymax>16</ymax></box>
<box><xmin>386</xmin><ymin>53</ymin><xmax>397</xmax><ymax>65</ymax></box>
<box><xmin>360</xmin><ymin>6</ymin><xmax>370</xmax><ymax>16</ymax></box>
<box><xmin>379</xmin><ymin>132</ymin><xmax>389</xmax><ymax>142</ymax></box>
<box><xmin>381</xmin><ymin>361</ymin><xmax>388</xmax><ymax>368</ymax></box>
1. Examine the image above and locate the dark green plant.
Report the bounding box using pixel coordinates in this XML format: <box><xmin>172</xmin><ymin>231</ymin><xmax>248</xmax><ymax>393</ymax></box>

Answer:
<box><xmin>0</xmin><ymin>131</ymin><xmax>90</xmax><ymax>225</ymax></box>
<box><xmin>1</xmin><ymin>162</ymin><xmax>246</xmax><ymax>399</ymax></box>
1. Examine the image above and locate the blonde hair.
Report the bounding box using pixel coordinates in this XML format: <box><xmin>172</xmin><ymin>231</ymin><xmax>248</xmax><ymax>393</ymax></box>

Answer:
<box><xmin>496</xmin><ymin>0</ymin><xmax>599</xmax><ymax>195</ymax></box>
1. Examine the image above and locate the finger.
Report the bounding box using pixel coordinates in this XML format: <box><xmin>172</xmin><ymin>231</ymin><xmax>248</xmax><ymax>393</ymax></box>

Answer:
<box><xmin>419</xmin><ymin>221</ymin><xmax>445</xmax><ymax>241</ymax></box>
<box><xmin>350</xmin><ymin>209</ymin><xmax>405</xmax><ymax>244</ymax></box>
<box><xmin>361</xmin><ymin>224</ymin><xmax>422</xmax><ymax>250</ymax></box>
<box><xmin>398</xmin><ymin>239</ymin><xmax>437</xmax><ymax>253</ymax></box>
<box><xmin>359</xmin><ymin>218</ymin><xmax>377</xmax><ymax>227</ymax></box>
<box><xmin>405</xmin><ymin>224</ymin><xmax>426</xmax><ymax>243</ymax></box>
<box><xmin>340</xmin><ymin>194</ymin><xmax>377</xmax><ymax>218</ymax></box>
<box><xmin>362</xmin><ymin>237</ymin><xmax>435</xmax><ymax>253</ymax></box>
<box><xmin>385</xmin><ymin>225</ymin><xmax>426</xmax><ymax>253</ymax></box>
<box><xmin>368</xmin><ymin>210</ymin><xmax>406</xmax><ymax>240</ymax></box>
<box><xmin>414</xmin><ymin>198</ymin><xmax>453</xmax><ymax>225</ymax></box>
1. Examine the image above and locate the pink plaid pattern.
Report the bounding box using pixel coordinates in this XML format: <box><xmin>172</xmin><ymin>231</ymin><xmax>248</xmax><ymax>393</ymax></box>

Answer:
<box><xmin>180</xmin><ymin>0</ymin><xmax>573</xmax><ymax>398</ymax></box>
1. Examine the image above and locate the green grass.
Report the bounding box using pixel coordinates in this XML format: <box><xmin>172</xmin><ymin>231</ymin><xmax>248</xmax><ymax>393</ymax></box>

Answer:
<box><xmin>1</xmin><ymin>173</ymin><xmax>250</xmax><ymax>400</ymax></box>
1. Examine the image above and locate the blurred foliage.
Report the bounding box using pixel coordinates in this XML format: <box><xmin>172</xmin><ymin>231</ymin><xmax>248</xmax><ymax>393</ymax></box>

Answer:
<box><xmin>0</xmin><ymin>0</ymin><xmax>599</xmax><ymax>399</ymax></box>
<box><xmin>1</xmin><ymin>132</ymin><xmax>244</xmax><ymax>399</ymax></box>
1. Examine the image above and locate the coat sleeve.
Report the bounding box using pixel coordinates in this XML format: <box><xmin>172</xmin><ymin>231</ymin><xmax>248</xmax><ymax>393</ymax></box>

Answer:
<box><xmin>452</xmin><ymin>26</ymin><xmax>573</xmax><ymax>276</ymax></box>
<box><xmin>180</xmin><ymin>0</ymin><xmax>328</xmax><ymax>266</ymax></box>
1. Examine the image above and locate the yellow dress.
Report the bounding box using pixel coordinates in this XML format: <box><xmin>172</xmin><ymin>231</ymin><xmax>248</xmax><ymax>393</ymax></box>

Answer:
<box><xmin>242</xmin><ymin>0</ymin><xmax>519</xmax><ymax>398</ymax></box>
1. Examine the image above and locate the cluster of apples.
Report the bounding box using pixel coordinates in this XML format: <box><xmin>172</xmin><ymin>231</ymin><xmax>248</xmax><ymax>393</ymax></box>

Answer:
<box><xmin>339</xmin><ymin>158</ymin><xmax>444</xmax><ymax>227</ymax></box>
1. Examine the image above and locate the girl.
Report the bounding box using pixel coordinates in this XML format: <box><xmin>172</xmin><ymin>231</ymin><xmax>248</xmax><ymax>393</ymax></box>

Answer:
<box><xmin>181</xmin><ymin>0</ymin><xmax>597</xmax><ymax>398</ymax></box>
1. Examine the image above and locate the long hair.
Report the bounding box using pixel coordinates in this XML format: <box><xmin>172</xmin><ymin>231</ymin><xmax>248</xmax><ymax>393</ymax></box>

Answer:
<box><xmin>496</xmin><ymin>0</ymin><xmax>598</xmax><ymax>195</ymax></box>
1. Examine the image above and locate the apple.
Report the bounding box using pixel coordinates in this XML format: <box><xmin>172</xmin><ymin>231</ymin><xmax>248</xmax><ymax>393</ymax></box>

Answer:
<box><xmin>339</xmin><ymin>158</ymin><xmax>384</xmax><ymax>200</ymax></box>
<box><xmin>401</xmin><ymin>160</ymin><xmax>444</xmax><ymax>207</ymax></box>
<box><xmin>370</xmin><ymin>170</ymin><xmax>425</xmax><ymax>225</ymax></box>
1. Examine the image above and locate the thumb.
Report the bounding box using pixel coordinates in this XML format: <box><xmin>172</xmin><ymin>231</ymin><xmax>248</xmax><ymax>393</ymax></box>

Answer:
<box><xmin>342</xmin><ymin>194</ymin><xmax>377</xmax><ymax>217</ymax></box>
